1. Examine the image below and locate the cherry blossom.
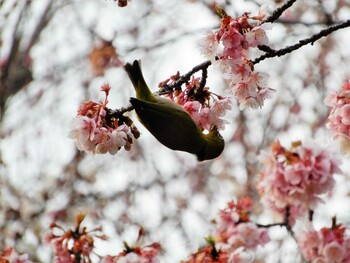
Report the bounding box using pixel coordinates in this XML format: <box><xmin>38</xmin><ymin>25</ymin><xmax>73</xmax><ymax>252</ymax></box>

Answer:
<box><xmin>0</xmin><ymin>247</ymin><xmax>32</xmax><ymax>263</ymax></box>
<box><xmin>215</xmin><ymin>216</ymin><xmax>269</xmax><ymax>252</ymax></box>
<box><xmin>199</xmin><ymin>11</ymin><xmax>274</xmax><ymax>109</ymax></box>
<box><xmin>181</xmin><ymin>243</ymin><xmax>254</xmax><ymax>263</ymax></box>
<box><xmin>244</xmin><ymin>23</ymin><xmax>271</xmax><ymax>48</ymax></box>
<box><xmin>297</xmin><ymin>223</ymin><xmax>350</xmax><ymax>263</ymax></box>
<box><xmin>230</xmin><ymin>70</ymin><xmax>275</xmax><ymax>110</ymax></box>
<box><xmin>89</xmin><ymin>40</ymin><xmax>123</xmax><ymax>76</ymax></box>
<box><xmin>99</xmin><ymin>227</ymin><xmax>161</xmax><ymax>263</ymax></box>
<box><xmin>208</xmin><ymin>97</ymin><xmax>232</xmax><ymax>130</ymax></box>
<box><xmin>69</xmin><ymin>84</ymin><xmax>139</xmax><ymax>155</ymax></box>
<box><xmin>159</xmin><ymin>76</ymin><xmax>232</xmax><ymax>132</ymax></box>
<box><xmin>325</xmin><ymin>80</ymin><xmax>350</xmax><ymax>154</ymax></box>
<box><xmin>181</xmin><ymin>245</ymin><xmax>230</xmax><ymax>263</ymax></box>
<box><xmin>100</xmin><ymin>242</ymin><xmax>161</xmax><ymax>263</ymax></box>
<box><xmin>198</xmin><ymin>31</ymin><xmax>219</xmax><ymax>62</ymax></box>
<box><xmin>228</xmin><ymin>247</ymin><xmax>254</xmax><ymax>263</ymax></box>
<box><xmin>183</xmin><ymin>198</ymin><xmax>269</xmax><ymax>262</ymax></box>
<box><xmin>257</xmin><ymin>140</ymin><xmax>342</xmax><ymax>225</ymax></box>
<box><xmin>45</xmin><ymin>213</ymin><xmax>107</xmax><ymax>263</ymax></box>
<box><xmin>183</xmin><ymin>101</ymin><xmax>202</xmax><ymax>125</ymax></box>
<box><xmin>232</xmin><ymin>223</ymin><xmax>270</xmax><ymax>250</ymax></box>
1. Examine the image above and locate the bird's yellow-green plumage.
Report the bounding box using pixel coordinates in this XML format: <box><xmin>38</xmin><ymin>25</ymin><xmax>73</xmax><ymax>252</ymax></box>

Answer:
<box><xmin>124</xmin><ymin>60</ymin><xmax>224</xmax><ymax>161</ymax></box>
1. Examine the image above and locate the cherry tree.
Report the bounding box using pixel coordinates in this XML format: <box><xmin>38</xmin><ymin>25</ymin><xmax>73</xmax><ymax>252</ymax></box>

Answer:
<box><xmin>1</xmin><ymin>0</ymin><xmax>350</xmax><ymax>262</ymax></box>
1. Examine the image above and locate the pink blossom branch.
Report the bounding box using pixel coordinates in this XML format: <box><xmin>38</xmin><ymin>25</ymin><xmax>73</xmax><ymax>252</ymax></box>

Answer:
<box><xmin>113</xmin><ymin>13</ymin><xmax>349</xmax><ymax>112</ymax></box>
<box><xmin>159</xmin><ymin>60</ymin><xmax>212</xmax><ymax>93</ymax></box>
<box><xmin>158</xmin><ymin>19</ymin><xmax>350</xmax><ymax>95</ymax></box>
<box><xmin>254</xmin><ymin>19</ymin><xmax>350</xmax><ymax>64</ymax></box>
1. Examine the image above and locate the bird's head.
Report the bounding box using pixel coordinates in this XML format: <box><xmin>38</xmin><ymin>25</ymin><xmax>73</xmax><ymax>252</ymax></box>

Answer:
<box><xmin>196</xmin><ymin>127</ymin><xmax>225</xmax><ymax>161</ymax></box>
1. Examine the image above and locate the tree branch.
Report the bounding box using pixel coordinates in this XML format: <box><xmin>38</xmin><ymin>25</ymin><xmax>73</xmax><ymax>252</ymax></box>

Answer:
<box><xmin>23</xmin><ymin>0</ymin><xmax>54</xmax><ymax>54</ymax></box>
<box><xmin>107</xmin><ymin>105</ymin><xmax>134</xmax><ymax>119</ymax></box>
<box><xmin>158</xmin><ymin>60</ymin><xmax>212</xmax><ymax>94</ymax></box>
<box><xmin>264</xmin><ymin>0</ymin><xmax>299</xmax><ymax>23</ymax></box>
<box><xmin>253</xmin><ymin>19</ymin><xmax>350</xmax><ymax>64</ymax></box>
<box><xmin>171</xmin><ymin>60</ymin><xmax>212</xmax><ymax>88</ymax></box>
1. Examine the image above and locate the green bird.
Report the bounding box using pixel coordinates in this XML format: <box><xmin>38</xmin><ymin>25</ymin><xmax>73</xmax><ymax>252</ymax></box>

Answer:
<box><xmin>124</xmin><ymin>60</ymin><xmax>225</xmax><ymax>161</ymax></box>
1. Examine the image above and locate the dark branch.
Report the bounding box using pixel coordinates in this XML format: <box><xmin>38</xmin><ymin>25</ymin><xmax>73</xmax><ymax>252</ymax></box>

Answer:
<box><xmin>284</xmin><ymin>206</ymin><xmax>292</xmax><ymax>233</ymax></box>
<box><xmin>317</xmin><ymin>0</ymin><xmax>334</xmax><ymax>26</ymax></box>
<box><xmin>256</xmin><ymin>222</ymin><xmax>286</xmax><ymax>228</ymax></box>
<box><xmin>256</xmin><ymin>207</ymin><xmax>293</xmax><ymax>235</ymax></box>
<box><xmin>157</xmin><ymin>60</ymin><xmax>212</xmax><ymax>94</ymax></box>
<box><xmin>108</xmin><ymin>105</ymin><xmax>134</xmax><ymax>119</ymax></box>
<box><xmin>24</xmin><ymin>0</ymin><xmax>54</xmax><ymax>54</ymax></box>
<box><xmin>199</xmin><ymin>67</ymin><xmax>208</xmax><ymax>91</ymax></box>
<box><xmin>253</xmin><ymin>19</ymin><xmax>350</xmax><ymax>64</ymax></box>
<box><xmin>264</xmin><ymin>0</ymin><xmax>299</xmax><ymax>23</ymax></box>
<box><xmin>171</xmin><ymin>60</ymin><xmax>212</xmax><ymax>88</ymax></box>
<box><xmin>257</xmin><ymin>45</ymin><xmax>276</xmax><ymax>53</ymax></box>
<box><xmin>274</xmin><ymin>19</ymin><xmax>344</xmax><ymax>26</ymax></box>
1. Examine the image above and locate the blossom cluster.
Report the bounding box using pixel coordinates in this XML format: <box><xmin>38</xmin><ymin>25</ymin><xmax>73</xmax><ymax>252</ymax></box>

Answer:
<box><xmin>325</xmin><ymin>80</ymin><xmax>350</xmax><ymax>154</ymax></box>
<box><xmin>199</xmin><ymin>12</ymin><xmax>275</xmax><ymax>109</ymax></box>
<box><xmin>297</xmin><ymin>223</ymin><xmax>350</xmax><ymax>263</ymax></box>
<box><xmin>182</xmin><ymin>198</ymin><xmax>270</xmax><ymax>262</ymax></box>
<box><xmin>181</xmin><ymin>245</ymin><xmax>252</xmax><ymax>263</ymax></box>
<box><xmin>45</xmin><ymin>213</ymin><xmax>107</xmax><ymax>263</ymax></box>
<box><xmin>46</xmin><ymin>214</ymin><xmax>160</xmax><ymax>263</ymax></box>
<box><xmin>214</xmin><ymin>198</ymin><xmax>270</xmax><ymax>252</ymax></box>
<box><xmin>100</xmin><ymin>242</ymin><xmax>161</xmax><ymax>263</ymax></box>
<box><xmin>0</xmin><ymin>247</ymin><xmax>32</xmax><ymax>263</ymax></box>
<box><xmin>100</xmin><ymin>227</ymin><xmax>161</xmax><ymax>262</ymax></box>
<box><xmin>69</xmin><ymin>84</ymin><xmax>139</xmax><ymax>155</ymax></box>
<box><xmin>89</xmin><ymin>40</ymin><xmax>123</xmax><ymax>76</ymax></box>
<box><xmin>159</xmin><ymin>75</ymin><xmax>232</xmax><ymax>132</ymax></box>
<box><xmin>257</xmin><ymin>140</ymin><xmax>341</xmax><ymax>225</ymax></box>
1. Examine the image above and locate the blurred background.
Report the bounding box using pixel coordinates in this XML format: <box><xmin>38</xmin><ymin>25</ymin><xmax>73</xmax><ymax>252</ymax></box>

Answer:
<box><xmin>1</xmin><ymin>0</ymin><xmax>350</xmax><ymax>262</ymax></box>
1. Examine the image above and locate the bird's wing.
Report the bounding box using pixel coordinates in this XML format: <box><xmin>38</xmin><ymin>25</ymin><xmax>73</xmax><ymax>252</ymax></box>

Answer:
<box><xmin>130</xmin><ymin>97</ymin><xmax>205</xmax><ymax>153</ymax></box>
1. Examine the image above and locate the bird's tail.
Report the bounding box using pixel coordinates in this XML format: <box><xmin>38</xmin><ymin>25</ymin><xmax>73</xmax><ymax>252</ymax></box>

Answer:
<box><xmin>124</xmin><ymin>60</ymin><xmax>152</xmax><ymax>100</ymax></box>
